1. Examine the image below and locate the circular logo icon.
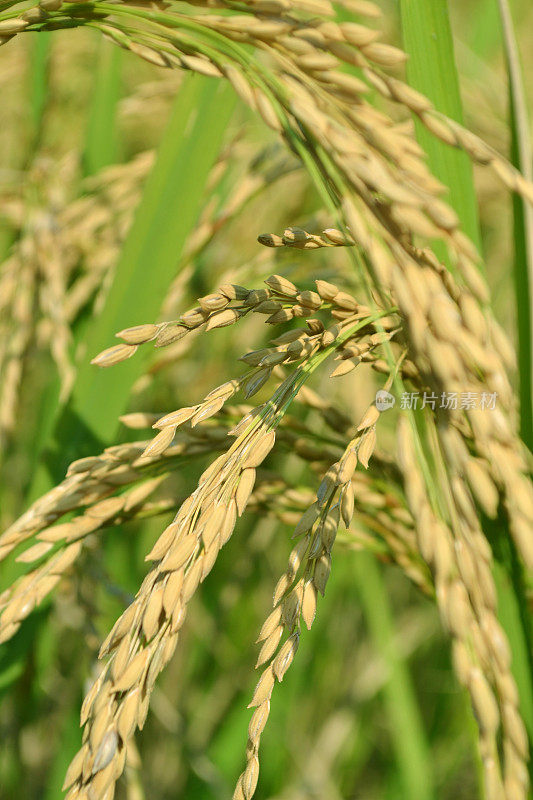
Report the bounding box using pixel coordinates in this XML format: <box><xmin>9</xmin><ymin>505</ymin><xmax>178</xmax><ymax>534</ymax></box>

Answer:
<box><xmin>375</xmin><ymin>390</ymin><xmax>395</xmax><ymax>412</ymax></box>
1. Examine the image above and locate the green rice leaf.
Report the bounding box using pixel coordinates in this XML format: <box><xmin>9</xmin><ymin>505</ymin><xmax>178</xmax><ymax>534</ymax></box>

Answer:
<box><xmin>83</xmin><ymin>37</ymin><xmax>122</xmax><ymax>175</ymax></box>
<box><xmin>354</xmin><ymin>552</ymin><xmax>435</xmax><ymax>800</ymax></box>
<box><xmin>399</xmin><ymin>0</ymin><xmax>481</xmax><ymax>264</ymax></box>
<box><xmin>31</xmin><ymin>75</ymin><xmax>236</xmax><ymax>490</ymax></box>
<box><xmin>497</xmin><ymin>0</ymin><xmax>533</xmax><ymax>450</ymax></box>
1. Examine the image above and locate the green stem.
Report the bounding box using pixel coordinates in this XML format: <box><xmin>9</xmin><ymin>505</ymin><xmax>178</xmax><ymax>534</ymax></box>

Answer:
<box><xmin>354</xmin><ymin>551</ymin><xmax>434</xmax><ymax>800</ymax></box>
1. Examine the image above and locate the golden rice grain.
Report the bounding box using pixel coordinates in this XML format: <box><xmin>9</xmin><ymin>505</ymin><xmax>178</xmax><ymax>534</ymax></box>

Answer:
<box><xmin>91</xmin><ymin>343</ymin><xmax>137</xmax><ymax>367</ymax></box>
<box><xmin>248</xmin><ymin>700</ymin><xmax>270</xmax><ymax>741</ymax></box>
<box><xmin>116</xmin><ymin>324</ymin><xmax>159</xmax><ymax>344</ymax></box>
<box><xmin>112</xmin><ymin>649</ymin><xmax>150</xmax><ymax>693</ymax></box>
<box><xmin>140</xmin><ymin>426</ymin><xmax>176</xmax><ymax>459</ymax></box>
<box><xmin>256</xmin><ymin>626</ymin><xmax>283</xmax><ymax>667</ymax></box>
<box><xmin>0</xmin><ymin>19</ymin><xmax>28</xmax><ymax>33</ymax></box>
<box><xmin>162</xmin><ymin>536</ymin><xmax>198</xmax><ymax>572</ymax></box>
<box><xmin>248</xmin><ymin>666</ymin><xmax>275</xmax><ymax>708</ymax></box>
<box><xmin>236</xmin><ymin>469</ymin><xmax>257</xmax><ymax>515</ymax></box>
<box><xmin>163</xmin><ymin>571</ymin><xmax>184</xmax><ymax>616</ymax></box>
<box><xmin>264</xmin><ymin>274</ymin><xmax>298</xmax><ymax>296</ymax></box>
<box><xmin>205</xmin><ymin>308</ymin><xmax>240</xmax><ymax>330</ymax></box>
<box><xmin>155</xmin><ymin>324</ymin><xmax>188</xmax><ymax>347</ymax></box>
<box><xmin>272</xmin><ymin>633</ymin><xmax>299</xmax><ymax>681</ymax></box>
<box><xmin>242</xmin><ymin>430</ymin><xmax>276</xmax><ymax>468</ymax></box>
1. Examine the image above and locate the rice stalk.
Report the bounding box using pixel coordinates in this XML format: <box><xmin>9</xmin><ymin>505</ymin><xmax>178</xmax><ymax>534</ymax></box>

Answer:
<box><xmin>60</xmin><ymin>304</ymin><xmax>393</xmax><ymax>800</ymax></box>
<box><xmin>233</xmin><ymin>379</ymin><xmax>394</xmax><ymax>799</ymax></box>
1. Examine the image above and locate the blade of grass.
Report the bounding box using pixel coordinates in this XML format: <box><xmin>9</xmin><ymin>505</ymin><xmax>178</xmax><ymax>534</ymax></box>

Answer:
<box><xmin>83</xmin><ymin>36</ymin><xmax>122</xmax><ymax>175</ymax></box>
<box><xmin>30</xmin><ymin>75</ymin><xmax>236</xmax><ymax>494</ymax></box>
<box><xmin>497</xmin><ymin>0</ymin><xmax>533</xmax><ymax>451</ymax></box>
<box><xmin>353</xmin><ymin>552</ymin><xmax>434</xmax><ymax>800</ymax></box>
<box><xmin>399</xmin><ymin>0</ymin><xmax>481</xmax><ymax>265</ymax></box>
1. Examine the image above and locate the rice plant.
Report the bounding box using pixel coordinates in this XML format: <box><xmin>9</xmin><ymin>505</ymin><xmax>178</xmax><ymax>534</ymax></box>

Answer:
<box><xmin>0</xmin><ymin>1</ymin><xmax>531</xmax><ymax>799</ymax></box>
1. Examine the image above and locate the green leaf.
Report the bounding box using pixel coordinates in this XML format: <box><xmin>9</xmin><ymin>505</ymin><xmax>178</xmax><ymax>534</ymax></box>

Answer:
<box><xmin>83</xmin><ymin>36</ymin><xmax>122</xmax><ymax>175</ymax></box>
<box><xmin>43</xmin><ymin>705</ymin><xmax>83</xmax><ymax>800</ymax></box>
<box><xmin>30</xmin><ymin>75</ymin><xmax>236</xmax><ymax>492</ymax></box>
<box><xmin>399</xmin><ymin>0</ymin><xmax>481</xmax><ymax>264</ymax></box>
<box><xmin>497</xmin><ymin>0</ymin><xmax>533</xmax><ymax>450</ymax></box>
<box><xmin>354</xmin><ymin>552</ymin><xmax>435</xmax><ymax>800</ymax></box>
<box><xmin>0</xmin><ymin>610</ymin><xmax>49</xmax><ymax>701</ymax></box>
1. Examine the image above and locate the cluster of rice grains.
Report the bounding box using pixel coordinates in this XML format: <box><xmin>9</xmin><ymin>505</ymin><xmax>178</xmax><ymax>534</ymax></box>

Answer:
<box><xmin>0</xmin><ymin>152</ymin><xmax>151</xmax><ymax>449</ymax></box>
<box><xmin>55</xmin><ymin>274</ymin><xmax>397</xmax><ymax>800</ymax></box>
<box><xmin>64</xmin><ymin>267</ymin><xmax>530</xmax><ymax>800</ymax></box>
<box><xmin>1</xmin><ymin>0</ymin><xmax>533</xmax><ymax>798</ymax></box>
<box><xmin>397</xmin><ymin>419</ymin><xmax>530</xmax><ymax>800</ymax></box>
<box><xmin>0</xmin><ymin>375</ymin><xmax>419</xmax><ymax>645</ymax></box>
<box><xmin>0</xmin><ymin>136</ymin><xmax>294</xmax><ymax>452</ymax></box>
<box><xmin>233</xmin><ymin>392</ymin><xmax>393</xmax><ymax>800</ymax></box>
<box><xmin>258</xmin><ymin>229</ymin><xmax>533</xmax><ymax>800</ymax></box>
